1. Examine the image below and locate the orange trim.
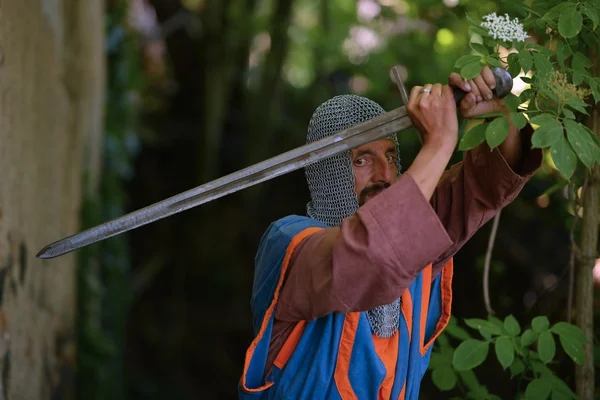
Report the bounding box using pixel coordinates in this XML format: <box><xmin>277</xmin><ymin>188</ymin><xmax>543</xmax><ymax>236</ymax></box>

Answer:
<box><xmin>373</xmin><ymin>331</ymin><xmax>399</xmax><ymax>399</ymax></box>
<box><xmin>400</xmin><ymin>290</ymin><xmax>413</xmax><ymax>342</ymax></box>
<box><xmin>420</xmin><ymin>259</ymin><xmax>454</xmax><ymax>356</ymax></box>
<box><xmin>273</xmin><ymin>321</ymin><xmax>307</xmax><ymax>369</ymax></box>
<box><xmin>419</xmin><ymin>265</ymin><xmax>433</xmax><ymax>356</ymax></box>
<box><xmin>334</xmin><ymin>312</ymin><xmax>360</xmax><ymax>399</ymax></box>
<box><xmin>240</xmin><ymin>227</ymin><xmax>324</xmax><ymax>393</ymax></box>
<box><xmin>398</xmin><ymin>382</ymin><xmax>406</xmax><ymax>400</ymax></box>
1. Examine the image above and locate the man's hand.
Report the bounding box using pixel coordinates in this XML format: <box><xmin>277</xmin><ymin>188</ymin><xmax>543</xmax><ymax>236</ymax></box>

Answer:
<box><xmin>406</xmin><ymin>83</ymin><xmax>458</xmax><ymax>153</ymax></box>
<box><xmin>448</xmin><ymin>66</ymin><xmax>508</xmax><ymax>119</ymax></box>
<box><xmin>405</xmin><ymin>83</ymin><xmax>458</xmax><ymax>201</ymax></box>
<box><xmin>449</xmin><ymin>66</ymin><xmax>524</xmax><ymax>171</ymax></box>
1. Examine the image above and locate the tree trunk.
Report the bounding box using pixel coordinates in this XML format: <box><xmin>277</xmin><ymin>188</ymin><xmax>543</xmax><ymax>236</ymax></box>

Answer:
<box><xmin>575</xmin><ymin>49</ymin><xmax>599</xmax><ymax>400</ymax></box>
<box><xmin>0</xmin><ymin>0</ymin><xmax>105</xmax><ymax>399</ymax></box>
<box><xmin>245</xmin><ymin>0</ymin><xmax>295</xmax><ymax>166</ymax></box>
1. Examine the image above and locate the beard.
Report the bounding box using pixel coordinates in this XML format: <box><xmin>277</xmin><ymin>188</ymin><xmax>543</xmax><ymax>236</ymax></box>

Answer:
<box><xmin>359</xmin><ymin>182</ymin><xmax>391</xmax><ymax>205</ymax></box>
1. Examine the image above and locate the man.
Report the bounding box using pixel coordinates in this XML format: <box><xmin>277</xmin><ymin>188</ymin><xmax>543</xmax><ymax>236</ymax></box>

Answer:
<box><xmin>238</xmin><ymin>67</ymin><xmax>542</xmax><ymax>399</ymax></box>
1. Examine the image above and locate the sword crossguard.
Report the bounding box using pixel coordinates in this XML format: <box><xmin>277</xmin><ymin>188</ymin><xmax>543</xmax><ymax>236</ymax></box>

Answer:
<box><xmin>391</xmin><ymin>65</ymin><xmax>410</xmax><ymax>106</ymax></box>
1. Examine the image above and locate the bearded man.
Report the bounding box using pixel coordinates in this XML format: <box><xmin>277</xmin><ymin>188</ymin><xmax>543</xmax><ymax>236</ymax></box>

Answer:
<box><xmin>238</xmin><ymin>67</ymin><xmax>542</xmax><ymax>399</ymax></box>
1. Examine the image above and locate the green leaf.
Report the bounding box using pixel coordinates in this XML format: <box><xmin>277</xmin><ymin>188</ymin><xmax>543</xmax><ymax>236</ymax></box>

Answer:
<box><xmin>465</xmin><ymin>318</ymin><xmax>503</xmax><ymax>335</ymax></box>
<box><xmin>526</xmin><ymin>378</ymin><xmax>552</xmax><ymax>400</ymax></box>
<box><xmin>550</xmin><ymin>322</ymin><xmax>586</xmax><ymax>343</ymax></box>
<box><xmin>470</xmin><ymin>41</ymin><xmax>489</xmax><ymax>56</ymax></box>
<box><xmin>507</xmin><ymin>53</ymin><xmax>521</xmax><ymax>78</ymax></box>
<box><xmin>532</xmin><ymin>122</ymin><xmax>563</xmax><ymax>148</ymax></box>
<box><xmin>469</xmin><ymin>25</ymin><xmax>490</xmax><ymax>37</ymax></box>
<box><xmin>532</xmin><ymin>316</ymin><xmax>550</xmax><ymax>333</ymax></box>
<box><xmin>486</xmin><ymin>116</ymin><xmax>510</xmax><ymax>149</ymax></box>
<box><xmin>530</xmin><ymin>114</ymin><xmax>557</xmax><ymax>127</ymax></box>
<box><xmin>452</xmin><ymin>339</ymin><xmax>490</xmax><ymax>371</ymax></box>
<box><xmin>581</xmin><ymin>31</ymin><xmax>600</xmax><ymax>53</ymax></box>
<box><xmin>543</xmin><ymin>370</ymin><xmax>578</xmax><ymax>398</ymax></box>
<box><xmin>558</xmin><ymin>9</ymin><xmax>583</xmax><ymax>38</ymax></box>
<box><xmin>519</xmin><ymin>89</ymin><xmax>534</xmax><ymax>103</ymax></box>
<box><xmin>465</xmin><ymin>13</ymin><xmax>482</xmax><ymax>27</ymax></box>
<box><xmin>503</xmin><ymin>93</ymin><xmax>522</xmax><ymax>113</ymax></box>
<box><xmin>445</xmin><ymin>323</ymin><xmax>472</xmax><ymax>341</ymax></box>
<box><xmin>551</xmin><ymin>390</ymin><xmax>571</xmax><ymax>400</ymax></box>
<box><xmin>459</xmin><ymin>123</ymin><xmax>488</xmax><ymax>151</ymax></box>
<box><xmin>455</xmin><ymin>55</ymin><xmax>482</xmax><ymax>68</ymax></box>
<box><xmin>485</xmin><ymin>56</ymin><xmax>503</xmax><ymax>68</ymax></box>
<box><xmin>564</xmin><ymin>119</ymin><xmax>596</xmax><ymax>169</ymax></box>
<box><xmin>437</xmin><ymin>333</ymin><xmax>451</xmax><ymax>347</ymax></box>
<box><xmin>581</xmin><ymin>3</ymin><xmax>599</xmax><ymax>29</ymax></box>
<box><xmin>526</xmin><ymin>43</ymin><xmax>555</xmax><ymax>57</ymax></box>
<box><xmin>580</xmin><ymin>124</ymin><xmax>600</xmax><ymax>165</ymax></box>
<box><xmin>546</xmin><ymin>373</ymin><xmax>578</xmax><ymax>399</ymax></box>
<box><xmin>542</xmin><ymin>2</ymin><xmax>574</xmax><ymax>22</ymax></box>
<box><xmin>509</xmin><ymin>359</ymin><xmax>525</xmax><ymax>377</ymax></box>
<box><xmin>572</xmin><ymin>72</ymin><xmax>584</xmax><ymax>86</ymax></box>
<box><xmin>521</xmin><ymin>329</ymin><xmax>538</xmax><ymax>347</ymax></box>
<box><xmin>503</xmin><ymin>0</ymin><xmax>530</xmax><ymax>17</ymax></box>
<box><xmin>556</xmin><ymin>41</ymin><xmax>571</xmax><ymax>68</ymax></box>
<box><xmin>461</xmin><ymin>61</ymin><xmax>483</xmax><ymax>80</ymax></box>
<box><xmin>479</xmin><ymin>327</ymin><xmax>493</xmax><ymax>340</ymax></box>
<box><xmin>529</xmin><ymin>0</ymin><xmax>553</xmax><ymax>15</ymax></box>
<box><xmin>566</xmin><ymin>97</ymin><xmax>589</xmax><ymax>115</ymax></box>
<box><xmin>495</xmin><ymin>337</ymin><xmax>515</xmax><ymax>370</ymax></box>
<box><xmin>538</xmin><ymin>331</ymin><xmax>556</xmax><ymax>364</ymax></box>
<box><xmin>487</xmin><ymin>315</ymin><xmax>505</xmax><ymax>330</ymax></box>
<box><xmin>557</xmin><ymin>332</ymin><xmax>585</xmax><ymax>366</ymax></box>
<box><xmin>572</xmin><ymin>52</ymin><xmax>592</xmax><ymax>71</ymax></box>
<box><xmin>562</xmin><ymin>109</ymin><xmax>576</xmax><ymax>119</ymax></box>
<box><xmin>432</xmin><ymin>366</ymin><xmax>457</xmax><ymax>391</ymax></box>
<box><xmin>519</xmin><ymin>49</ymin><xmax>533</xmax><ymax>73</ymax></box>
<box><xmin>533</xmin><ymin>52</ymin><xmax>553</xmax><ymax>75</ymax></box>
<box><xmin>551</xmin><ymin>136</ymin><xmax>577</xmax><ymax>179</ymax></box>
<box><xmin>428</xmin><ymin>351</ymin><xmax>445</xmax><ymax>369</ymax></box>
<box><xmin>520</xmin><ymin>76</ymin><xmax>534</xmax><ymax>84</ymax></box>
<box><xmin>510</xmin><ymin>112</ymin><xmax>527</xmax><ymax>129</ymax></box>
<box><xmin>457</xmin><ymin>369</ymin><xmax>482</xmax><ymax>393</ymax></box>
<box><xmin>504</xmin><ymin>315</ymin><xmax>521</xmax><ymax>336</ymax></box>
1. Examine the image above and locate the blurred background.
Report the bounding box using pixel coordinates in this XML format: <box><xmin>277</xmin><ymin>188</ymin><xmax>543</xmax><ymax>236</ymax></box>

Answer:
<box><xmin>0</xmin><ymin>0</ymin><xmax>597</xmax><ymax>399</ymax></box>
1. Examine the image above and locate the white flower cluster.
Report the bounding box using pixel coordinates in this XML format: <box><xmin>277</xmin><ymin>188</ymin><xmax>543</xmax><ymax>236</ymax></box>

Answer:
<box><xmin>481</xmin><ymin>13</ymin><xmax>529</xmax><ymax>42</ymax></box>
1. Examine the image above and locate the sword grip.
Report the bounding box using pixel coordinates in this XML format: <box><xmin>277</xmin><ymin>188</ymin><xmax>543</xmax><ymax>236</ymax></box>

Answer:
<box><xmin>453</xmin><ymin>67</ymin><xmax>513</xmax><ymax>106</ymax></box>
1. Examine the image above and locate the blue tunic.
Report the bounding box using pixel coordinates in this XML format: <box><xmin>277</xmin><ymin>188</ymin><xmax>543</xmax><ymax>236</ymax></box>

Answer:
<box><xmin>239</xmin><ymin>215</ymin><xmax>453</xmax><ymax>399</ymax></box>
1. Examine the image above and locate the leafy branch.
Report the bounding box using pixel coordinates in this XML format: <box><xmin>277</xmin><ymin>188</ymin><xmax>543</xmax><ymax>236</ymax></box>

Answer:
<box><xmin>429</xmin><ymin>315</ymin><xmax>587</xmax><ymax>399</ymax></box>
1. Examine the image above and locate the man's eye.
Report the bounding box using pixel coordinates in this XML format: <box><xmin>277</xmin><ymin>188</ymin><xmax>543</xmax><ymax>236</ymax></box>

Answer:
<box><xmin>355</xmin><ymin>158</ymin><xmax>366</xmax><ymax>166</ymax></box>
<box><xmin>387</xmin><ymin>155</ymin><xmax>394</xmax><ymax>163</ymax></box>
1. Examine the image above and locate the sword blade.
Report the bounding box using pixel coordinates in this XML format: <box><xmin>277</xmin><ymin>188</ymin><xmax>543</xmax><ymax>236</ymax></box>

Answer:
<box><xmin>37</xmin><ymin>106</ymin><xmax>412</xmax><ymax>259</ymax></box>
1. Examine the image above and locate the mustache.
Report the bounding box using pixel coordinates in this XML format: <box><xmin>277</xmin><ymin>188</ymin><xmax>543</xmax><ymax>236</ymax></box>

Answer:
<box><xmin>359</xmin><ymin>182</ymin><xmax>391</xmax><ymax>204</ymax></box>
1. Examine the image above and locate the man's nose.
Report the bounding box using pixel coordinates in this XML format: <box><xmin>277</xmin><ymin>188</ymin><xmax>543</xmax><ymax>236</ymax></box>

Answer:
<box><xmin>372</xmin><ymin>158</ymin><xmax>395</xmax><ymax>183</ymax></box>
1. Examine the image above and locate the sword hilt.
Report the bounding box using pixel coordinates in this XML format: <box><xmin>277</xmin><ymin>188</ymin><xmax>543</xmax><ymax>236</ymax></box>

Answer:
<box><xmin>452</xmin><ymin>67</ymin><xmax>513</xmax><ymax>104</ymax></box>
<box><xmin>391</xmin><ymin>65</ymin><xmax>513</xmax><ymax>106</ymax></box>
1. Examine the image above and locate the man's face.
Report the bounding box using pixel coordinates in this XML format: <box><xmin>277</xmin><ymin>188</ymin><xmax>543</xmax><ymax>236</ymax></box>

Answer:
<box><xmin>351</xmin><ymin>138</ymin><xmax>398</xmax><ymax>205</ymax></box>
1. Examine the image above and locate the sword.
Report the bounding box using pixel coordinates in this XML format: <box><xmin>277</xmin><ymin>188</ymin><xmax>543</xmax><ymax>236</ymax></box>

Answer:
<box><xmin>37</xmin><ymin>66</ymin><xmax>513</xmax><ymax>259</ymax></box>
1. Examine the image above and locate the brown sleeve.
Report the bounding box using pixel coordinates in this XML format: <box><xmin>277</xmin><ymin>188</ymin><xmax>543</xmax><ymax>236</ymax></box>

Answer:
<box><xmin>275</xmin><ymin>172</ymin><xmax>454</xmax><ymax>322</ymax></box>
<box><xmin>276</xmin><ymin>125</ymin><xmax>542</xmax><ymax>322</ymax></box>
<box><xmin>430</xmin><ymin>124</ymin><xmax>542</xmax><ymax>278</ymax></box>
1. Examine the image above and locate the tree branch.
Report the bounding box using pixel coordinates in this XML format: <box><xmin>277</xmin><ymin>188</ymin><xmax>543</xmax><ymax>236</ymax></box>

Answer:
<box><xmin>567</xmin><ymin>182</ymin><xmax>581</xmax><ymax>323</ymax></box>
<box><xmin>483</xmin><ymin>211</ymin><xmax>501</xmax><ymax>315</ymax></box>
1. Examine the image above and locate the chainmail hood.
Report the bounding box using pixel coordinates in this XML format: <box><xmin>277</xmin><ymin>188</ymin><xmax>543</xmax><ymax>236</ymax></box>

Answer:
<box><xmin>303</xmin><ymin>94</ymin><xmax>403</xmax><ymax>338</ymax></box>
<box><xmin>305</xmin><ymin>94</ymin><xmax>402</xmax><ymax>227</ymax></box>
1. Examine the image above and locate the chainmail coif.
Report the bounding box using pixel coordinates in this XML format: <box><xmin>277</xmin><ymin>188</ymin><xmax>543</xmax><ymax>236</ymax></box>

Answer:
<box><xmin>304</xmin><ymin>94</ymin><xmax>402</xmax><ymax>338</ymax></box>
